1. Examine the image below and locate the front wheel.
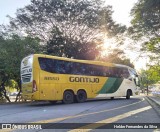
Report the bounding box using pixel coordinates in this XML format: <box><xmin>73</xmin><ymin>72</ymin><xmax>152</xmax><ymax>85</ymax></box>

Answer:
<box><xmin>63</xmin><ymin>91</ymin><xmax>74</xmax><ymax>104</ymax></box>
<box><xmin>76</xmin><ymin>90</ymin><xmax>87</xmax><ymax>103</ymax></box>
<box><xmin>126</xmin><ymin>90</ymin><xmax>131</xmax><ymax>99</ymax></box>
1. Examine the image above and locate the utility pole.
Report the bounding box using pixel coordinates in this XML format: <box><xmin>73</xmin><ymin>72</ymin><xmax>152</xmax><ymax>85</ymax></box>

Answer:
<box><xmin>145</xmin><ymin>53</ymin><xmax>149</xmax><ymax>96</ymax></box>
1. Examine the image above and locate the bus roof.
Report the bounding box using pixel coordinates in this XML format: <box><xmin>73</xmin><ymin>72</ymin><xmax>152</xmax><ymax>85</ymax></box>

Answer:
<box><xmin>115</xmin><ymin>64</ymin><xmax>138</xmax><ymax>74</ymax></box>
<box><xmin>115</xmin><ymin>64</ymin><xmax>131</xmax><ymax>68</ymax></box>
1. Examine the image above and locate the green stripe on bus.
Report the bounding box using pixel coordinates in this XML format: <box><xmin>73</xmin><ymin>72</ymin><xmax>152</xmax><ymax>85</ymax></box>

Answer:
<box><xmin>98</xmin><ymin>78</ymin><xmax>123</xmax><ymax>94</ymax></box>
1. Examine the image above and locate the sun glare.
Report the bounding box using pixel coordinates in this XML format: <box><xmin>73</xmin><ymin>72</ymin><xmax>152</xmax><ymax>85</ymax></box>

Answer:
<box><xmin>103</xmin><ymin>37</ymin><xmax>147</xmax><ymax>71</ymax></box>
<box><xmin>102</xmin><ymin>38</ymin><xmax>117</xmax><ymax>55</ymax></box>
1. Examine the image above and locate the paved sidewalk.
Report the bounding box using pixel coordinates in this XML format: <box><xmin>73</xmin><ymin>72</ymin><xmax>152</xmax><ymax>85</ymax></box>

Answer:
<box><xmin>145</xmin><ymin>95</ymin><xmax>160</xmax><ymax>117</ymax></box>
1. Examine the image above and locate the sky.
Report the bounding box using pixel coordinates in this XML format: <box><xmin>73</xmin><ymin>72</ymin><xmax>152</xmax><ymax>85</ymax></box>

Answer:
<box><xmin>0</xmin><ymin>0</ymin><xmax>145</xmax><ymax>70</ymax></box>
<box><xmin>0</xmin><ymin>0</ymin><xmax>138</xmax><ymax>26</ymax></box>
<box><xmin>105</xmin><ymin>0</ymin><xmax>138</xmax><ymax>27</ymax></box>
<box><xmin>0</xmin><ymin>0</ymin><xmax>30</xmax><ymax>24</ymax></box>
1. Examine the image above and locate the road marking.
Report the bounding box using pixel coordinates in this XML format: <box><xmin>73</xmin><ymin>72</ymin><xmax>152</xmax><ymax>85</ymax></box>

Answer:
<box><xmin>0</xmin><ymin>130</ymin><xmax>11</xmax><ymax>132</ymax></box>
<box><xmin>69</xmin><ymin>106</ymin><xmax>152</xmax><ymax>132</ymax></box>
<box><xmin>32</xmin><ymin>98</ymin><xmax>145</xmax><ymax>123</ymax></box>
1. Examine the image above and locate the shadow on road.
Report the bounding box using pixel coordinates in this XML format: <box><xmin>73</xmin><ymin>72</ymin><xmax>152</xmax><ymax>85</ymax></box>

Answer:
<box><xmin>28</xmin><ymin>97</ymin><xmax>140</xmax><ymax>107</ymax></box>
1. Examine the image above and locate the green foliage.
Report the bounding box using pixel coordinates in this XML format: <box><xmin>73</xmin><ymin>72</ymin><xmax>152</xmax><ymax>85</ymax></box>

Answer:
<box><xmin>7</xmin><ymin>80</ymin><xmax>18</xmax><ymax>89</ymax></box>
<box><xmin>130</xmin><ymin>0</ymin><xmax>160</xmax><ymax>37</ymax></box>
<box><xmin>142</xmin><ymin>37</ymin><xmax>160</xmax><ymax>54</ymax></box>
<box><xmin>0</xmin><ymin>35</ymin><xmax>41</xmax><ymax>89</ymax></box>
<box><xmin>45</xmin><ymin>29</ymin><xmax>101</xmax><ymax>59</ymax></box>
<box><xmin>99</xmin><ymin>49</ymin><xmax>134</xmax><ymax>68</ymax></box>
<box><xmin>140</xmin><ymin>66</ymin><xmax>160</xmax><ymax>88</ymax></box>
<box><xmin>129</xmin><ymin>0</ymin><xmax>160</xmax><ymax>66</ymax></box>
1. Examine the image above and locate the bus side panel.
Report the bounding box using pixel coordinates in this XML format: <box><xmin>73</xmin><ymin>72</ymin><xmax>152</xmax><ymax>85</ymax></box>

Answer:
<box><xmin>72</xmin><ymin>76</ymin><xmax>107</xmax><ymax>98</ymax></box>
<box><xmin>32</xmin><ymin>67</ymin><xmax>40</xmax><ymax>100</ymax></box>
<box><xmin>39</xmin><ymin>71</ymin><xmax>58</xmax><ymax>100</ymax></box>
<box><xmin>32</xmin><ymin>55</ymin><xmax>40</xmax><ymax>100</ymax></box>
<box><xmin>39</xmin><ymin>84</ymin><xmax>56</xmax><ymax>100</ymax></box>
<box><xmin>96</xmin><ymin>79</ymin><xmax>137</xmax><ymax>98</ymax></box>
<box><xmin>55</xmin><ymin>84</ymin><xmax>63</xmax><ymax>100</ymax></box>
<box><xmin>92</xmin><ymin>84</ymin><xmax>104</xmax><ymax>98</ymax></box>
<box><xmin>95</xmin><ymin>77</ymin><xmax>124</xmax><ymax>98</ymax></box>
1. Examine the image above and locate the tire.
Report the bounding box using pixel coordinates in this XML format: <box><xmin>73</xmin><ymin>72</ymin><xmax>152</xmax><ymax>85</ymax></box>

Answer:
<box><xmin>111</xmin><ymin>97</ymin><xmax>114</xmax><ymax>100</ymax></box>
<box><xmin>63</xmin><ymin>91</ymin><xmax>74</xmax><ymax>104</ymax></box>
<box><xmin>76</xmin><ymin>90</ymin><xmax>87</xmax><ymax>103</ymax></box>
<box><xmin>126</xmin><ymin>90</ymin><xmax>131</xmax><ymax>99</ymax></box>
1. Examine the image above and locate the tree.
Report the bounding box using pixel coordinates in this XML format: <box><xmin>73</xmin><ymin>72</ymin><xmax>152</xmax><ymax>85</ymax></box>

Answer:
<box><xmin>0</xmin><ymin>35</ymin><xmax>41</xmax><ymax>102</ymax></box>
<box><xmin>146</xmin><ymin>66</ymin><xmax>160</xmax><ymax>84</ymax></box>
<box><xmin>129</xmin><ymin>0</ymin><xmax>160</xmax><ymax>63</ymax></box>
<box><xmin>0</xmin><ymin>73</ymin><xmax>10</xmax><ymax>102</ymax></box>
<box><xmin>130</xmin><ymin>0</ymin><xmax>160</xmax><ymax>36</ymax></box>
<box><xmin>45</xmin><ymin>28</ymin><xmax>101</xmax><ymax>59</ymax></box>
<box><xmin>140</xmin><ymin>67</ymin><xmax>160</xmax><ymax>93</ymax></box>
<box><xmin>99</xmin><ymin>49</ymin><xmax>134</xmax><ymax>68</ymax></box>
<box><xmin>7</xmin><ymin>0</ymin><xmax>126</xmax><ymax>59</ymax></box>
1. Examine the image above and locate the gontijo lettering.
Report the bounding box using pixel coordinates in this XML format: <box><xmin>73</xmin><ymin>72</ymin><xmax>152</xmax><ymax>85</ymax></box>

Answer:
<box><xmin>69</xmin><ymin>77</ymin><xmax>99</xmax><ymax>83</ymax></box>
<box><xmin>21</xmin><ymin>68</ymin><xmax>32</xmax><ymax>74</ymax></box>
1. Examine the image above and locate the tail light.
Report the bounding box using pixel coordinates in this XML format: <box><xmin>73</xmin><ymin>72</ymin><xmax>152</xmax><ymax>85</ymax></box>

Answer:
<box><xmin>32</xmin><ymin>80</ymin><xmax>37</xmax><ymax>92</ymax></box>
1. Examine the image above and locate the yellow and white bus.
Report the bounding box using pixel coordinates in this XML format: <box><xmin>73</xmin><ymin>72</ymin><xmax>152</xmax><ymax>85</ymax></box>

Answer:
<box><xmin>21</xmin><ymin>54</ymin><xmax>140</xmax><ymax>104</ymax></box>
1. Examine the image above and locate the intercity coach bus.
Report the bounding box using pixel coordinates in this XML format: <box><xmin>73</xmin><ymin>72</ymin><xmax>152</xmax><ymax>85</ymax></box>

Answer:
<box><xmin>21</xmin><ymin>54</ymin><xmax>140</xmax><ymax>104</ymax></box>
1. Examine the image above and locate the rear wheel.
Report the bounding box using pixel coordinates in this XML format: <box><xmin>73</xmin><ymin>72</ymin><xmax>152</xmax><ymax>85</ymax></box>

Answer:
<box><xmin>76</xmin><ymin>90</ymin><xmax>87</xmax><ymax>103</ymax></box>
<box><xmin>63</xmin><ymin>91</ymin><xmax>74</xmax><ymax>104</ymax></box>
<box><xmin>126</xmin><ymin>90</ymin><xmax>131</xmax><ymax>99</ymax></box>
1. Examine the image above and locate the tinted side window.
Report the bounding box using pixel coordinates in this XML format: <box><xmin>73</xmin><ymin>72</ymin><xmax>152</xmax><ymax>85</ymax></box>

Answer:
<box><xmin>38</xmin><ymin>57</ymin><xmax>124</xmax><ymax>78</ymax></box>
<box><xmin>112</xmin><ymin>67</ymin><xmax>119</xmax><ymax>78</ymax></box>
<box><xmin>88</xmin><ymin>65</ymin><xmax>104</xmax><ymax>76</ymax></box>
<box><xmin>121</xmin><ymin>68</ymin><xmax>130</xmax><ymax>78</ymax></box>
<box><xmin>39</xmin><ymin>58</ymin><xmax>56</xmax><ymax>73</ymax></box>
<box><xmin>39</xmin><ymin>58</ymin><xmax>68</xmax><ymax>74</ymax></box>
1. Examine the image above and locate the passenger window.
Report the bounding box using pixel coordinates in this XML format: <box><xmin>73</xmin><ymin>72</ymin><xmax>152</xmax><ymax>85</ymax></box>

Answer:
<box><xmin>39</xmin><ymin>57</ymin><xmax>126</xmax><ymax>78</ymax></box>
<box><xmin>38</xmin><ymin>58</ymin><xmax>55</xmax><ymax>73</ymax></box>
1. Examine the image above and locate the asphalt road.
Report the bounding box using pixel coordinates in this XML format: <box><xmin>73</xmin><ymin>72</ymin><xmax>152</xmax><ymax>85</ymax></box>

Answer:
<box><xmin>0</xmin><ymin>96</ymin><xmax>159</xmax><ymax>132</ymax></box>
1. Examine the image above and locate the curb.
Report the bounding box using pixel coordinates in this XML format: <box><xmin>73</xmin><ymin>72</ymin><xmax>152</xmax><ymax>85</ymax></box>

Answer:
<box><xmin>145</xmin><ymin>96</ymin><xmax>160</xmax><ymax>117</ymax></box>
<box><xmin>147</xmin><ymin>96</ymin><xmax>160</xmax><ymax>106</ymax></box>
<box><xmin>0</xmin><ymin>101</ymin><xmax>31</xmax><ymax>105</ymax></box>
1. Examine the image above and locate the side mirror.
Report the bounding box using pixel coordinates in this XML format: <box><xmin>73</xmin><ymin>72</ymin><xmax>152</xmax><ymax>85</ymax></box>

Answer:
<box><xmin>135</xmin><ymin>77</ymin><xmax>140</xmax><ymax>87</ymax></box>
